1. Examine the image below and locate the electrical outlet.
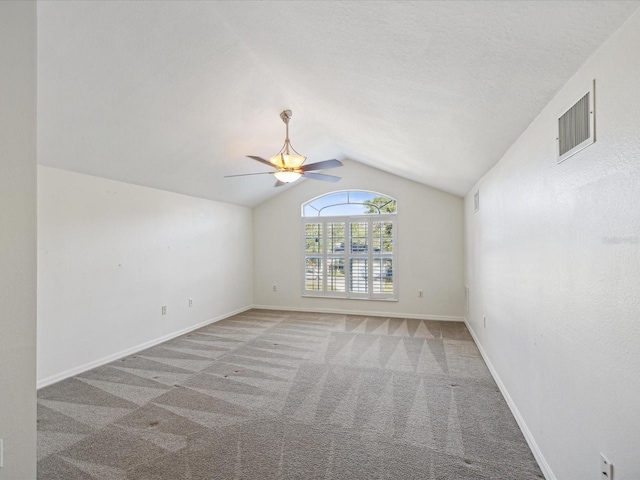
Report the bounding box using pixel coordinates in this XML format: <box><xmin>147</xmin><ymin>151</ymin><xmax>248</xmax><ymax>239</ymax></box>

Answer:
<box><xmin>189</xmin><ymin>298</ymin><xmax>193</xmax><ymax>307</ymax></box>
<box><xmin>161</xmin><ymin>305</ymin><xmax>167</xmax><ymax>315</ymax></box>
<box><xmin>600</xmin><ymin>453</ymin><xmax>613</xmax><ymax>480</ymax></box>
<box><xmin>418</xmin><ymin>290</ymin><xmax>423</xmax><ymax>298</ymax></box>
<box><xmin>272</xmin><ymin>285</ymin><xmax>277</xmax><ymax>292</ymax></box>
<box><xmin>483</xmin><ymin>315</ymin><xmax>486</xmax><ymax>328</ymax></box>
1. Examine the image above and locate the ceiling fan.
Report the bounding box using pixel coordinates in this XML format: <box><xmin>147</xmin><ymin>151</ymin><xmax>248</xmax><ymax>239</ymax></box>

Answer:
<box><xmin>225</xmin><ymin>110</ymin><xmax>343</xmax><ymax>187</ymax></box>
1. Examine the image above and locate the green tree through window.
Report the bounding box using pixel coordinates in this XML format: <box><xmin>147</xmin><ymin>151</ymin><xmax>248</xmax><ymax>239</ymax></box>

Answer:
<box><xmin>364</xmin><ymin>196</ymin><xmax>397</xmax><ymax>214</ymax></box>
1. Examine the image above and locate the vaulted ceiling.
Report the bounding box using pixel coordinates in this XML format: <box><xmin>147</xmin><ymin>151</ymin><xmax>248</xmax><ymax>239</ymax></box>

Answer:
<box><xmin>37</xmin><ymin>1</ymin><xmax>639</xmax><ymax>207</ymax></box>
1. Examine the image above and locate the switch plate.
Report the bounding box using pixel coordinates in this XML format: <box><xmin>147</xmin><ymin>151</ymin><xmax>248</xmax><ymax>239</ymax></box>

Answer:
<box><xmin>272</xmin><ymin>285</ymin><xmax>277</xmax><ymax>292</ymax></box>
<box><xmin>189</xmin><ymin>298</ymin><xmax>193</xmax><ymax>307</ymax></box>
<box><xmin>161</xmin><ymin>306</ymin><xmax>167</xmax><ymax>315</ymax></box>
<box><xmin>600</xmin><ymin>453</ymin><xmax>613</xmax><ymax>480</ymax></box>
<box><xmin>418</xmin><ymin>290</ymin><xmax>423</xmax><ymax>298</ymax></box>
<box><xmin>483</xmin><ymin>315</ymin><xmax>486</xmax><ymax>328</ymax></box>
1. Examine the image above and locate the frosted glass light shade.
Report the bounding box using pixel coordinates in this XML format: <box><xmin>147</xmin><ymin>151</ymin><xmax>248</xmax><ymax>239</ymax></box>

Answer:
<box><xmin>274</xmin><ymin>171</ymin><xmax>302</xmax><ymax>183</ymax></box>
<box><xmin>269</xmin><ymin>153</ymin><xmax>306</xmax><ymax>169</ymax></box>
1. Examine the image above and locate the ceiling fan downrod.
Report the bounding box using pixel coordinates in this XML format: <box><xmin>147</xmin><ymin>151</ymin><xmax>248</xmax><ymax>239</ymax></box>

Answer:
<box><xmin>278</xmin><ymin>109</ymin><xmax>298</xmax><ymax>158</ymax></box>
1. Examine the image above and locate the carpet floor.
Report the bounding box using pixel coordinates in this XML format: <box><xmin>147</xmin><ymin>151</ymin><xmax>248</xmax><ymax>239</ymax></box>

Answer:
<box><xmin>37</xmin><ymin>309</ymin><xmax>544</xmax><ymax>479</ymax></box>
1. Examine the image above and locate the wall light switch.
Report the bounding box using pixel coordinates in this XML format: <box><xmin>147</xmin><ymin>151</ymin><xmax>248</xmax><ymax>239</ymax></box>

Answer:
<box><xmin>189</xmin><ymin>298</ymin><xmax>193</xmax><ymax>307</ymax></box>
<box><xmin>161</xmin><ymin>306</ymin><xmax>167</xmax><ymax>315</ymax></box>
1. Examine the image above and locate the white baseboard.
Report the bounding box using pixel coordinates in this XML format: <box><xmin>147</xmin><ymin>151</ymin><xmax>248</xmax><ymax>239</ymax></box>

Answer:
<box><xmin>37</xmin><ymin>305</ymin><xmax>253</xmax><ymax>390</ymax></box>
<box><xmin>463</xmin><ymin>317</ymin><xmax>556</xmax><ymax>480</ymax></box>
<box><xmin>251</xmin><ymin>304</ymin><xmax>464</xmax><ymax>322</ymax></box>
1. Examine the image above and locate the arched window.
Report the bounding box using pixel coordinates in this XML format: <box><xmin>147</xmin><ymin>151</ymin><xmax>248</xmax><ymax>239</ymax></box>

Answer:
<box><xmin>302</xmin><ymin>191</ymin><xmax>397</xmax><ymax>300</ymax></box>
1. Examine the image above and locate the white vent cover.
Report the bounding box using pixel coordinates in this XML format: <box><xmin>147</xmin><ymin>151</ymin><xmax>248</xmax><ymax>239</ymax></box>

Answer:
<box><xmin>557</xmin><ymin>80</ymin><xmax>595</xmax><ymax>163</ymax></box>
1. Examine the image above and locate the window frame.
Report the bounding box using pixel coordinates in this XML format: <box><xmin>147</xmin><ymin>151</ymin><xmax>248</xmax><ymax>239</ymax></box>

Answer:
<box><xmin>302</xmin><ymin>214</ymin><xmax>397</xmax><ymax>301</ymax></box>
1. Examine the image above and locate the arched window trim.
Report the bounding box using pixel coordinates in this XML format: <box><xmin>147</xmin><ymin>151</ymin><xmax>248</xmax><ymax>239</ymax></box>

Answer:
<box><xmin>301</xmin><ymin>190</ymin><xmax>398</xmax><ymax>217</ymax></box>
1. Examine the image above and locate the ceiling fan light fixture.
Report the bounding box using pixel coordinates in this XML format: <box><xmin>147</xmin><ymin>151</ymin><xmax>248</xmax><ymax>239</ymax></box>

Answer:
<box><xmin>273</xmin><ymin>170</ymin><xmax>302</xmax><ymax>183</ymax></box>
<box><xmin>227</xmin><ymin>110</ymin><xmax>342</xmax><ymax>187</ymax></box>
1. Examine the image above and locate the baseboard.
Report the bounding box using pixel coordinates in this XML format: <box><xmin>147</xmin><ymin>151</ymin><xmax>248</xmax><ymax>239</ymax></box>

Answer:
<box><xmin>37</xmin><ymin>305</ymin><xmax>253</xmax><ymax>389</ymax></box>
<box><xmin>463</xmin><ymin>317</ymin><xmax>556</xmax><ymax>480</ymax></box>
<box><xmin>251</xmin><ymin>304</ymin><xmax>464</xmax><ymax>322</ymax></box>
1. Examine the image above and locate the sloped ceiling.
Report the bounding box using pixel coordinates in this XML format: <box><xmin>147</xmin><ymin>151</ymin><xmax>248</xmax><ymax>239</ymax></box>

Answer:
<box><xmin>37</xmin><ymin>1</ymin><xmax>640</xmax><ymax>207</ymax></box>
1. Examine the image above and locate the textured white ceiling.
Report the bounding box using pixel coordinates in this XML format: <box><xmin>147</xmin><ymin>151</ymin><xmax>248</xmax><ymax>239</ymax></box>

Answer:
<box><xmin>37</xmin><ymin>1</ymin><xmax>640</xmax><ymax>207</ymax></box>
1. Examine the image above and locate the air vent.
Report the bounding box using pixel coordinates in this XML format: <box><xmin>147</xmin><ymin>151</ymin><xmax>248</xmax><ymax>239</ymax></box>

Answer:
<box><xmin>557</xmin><ymin>80</ymin><xmax>595</xmax><ymax>163</ymax></box>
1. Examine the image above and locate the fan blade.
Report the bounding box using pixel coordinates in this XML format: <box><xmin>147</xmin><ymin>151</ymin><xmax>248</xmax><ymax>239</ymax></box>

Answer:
<box><xmin>275</xmin><ymin>180</ymin><xmax>286</xmax><ymax>187</ymax></box>
<box><xmin>224</xmin><ymin>172</ymin><xmax>274</xmax><ymax>178</ymax></box>
<box><xmin>247</xmin><ymin>155</ymin><xmax>278</xmax><ymax>169</ymax></box>
<box><xmin>299</xmin><ymin>159</ymin><xmax>343</xmax><ymax>172</ymax></box>
<box><xmin>302</xmin><ymin>172</ymin><xmax>341</xmax><ymax>182</ymax></box>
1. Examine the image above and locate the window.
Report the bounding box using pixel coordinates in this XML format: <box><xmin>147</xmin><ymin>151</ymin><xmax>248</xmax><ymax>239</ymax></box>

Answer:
<box><xmin>302</xmin><ymin>191</ymin><xmax>397</xmax><ymax>300</ymax></box>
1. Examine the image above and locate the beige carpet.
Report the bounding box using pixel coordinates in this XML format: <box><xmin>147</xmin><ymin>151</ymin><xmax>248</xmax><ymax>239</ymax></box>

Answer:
<box><xmin>37</xmin><ymin>309</ymin><xmax>544</xmax><ymax>479</ymax></box>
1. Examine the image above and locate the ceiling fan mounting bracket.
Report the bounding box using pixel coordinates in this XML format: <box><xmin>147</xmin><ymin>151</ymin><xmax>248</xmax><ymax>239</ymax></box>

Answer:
<box><xmin>279</xmin><ymin>110</ymin><xmax>292</xmax><ymax>124</ymax></box>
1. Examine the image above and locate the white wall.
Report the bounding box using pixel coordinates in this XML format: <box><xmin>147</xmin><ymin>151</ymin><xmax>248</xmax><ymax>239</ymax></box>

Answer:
<box><xmin>38</xmin><ymin>166</ymin><xmax>253</xmax><ymax>386</ymax></box>
<box><xmin>0</xmin><ymin>2</ymin><xmax>37</xmax><ymax>478</ymax></box>
<box><xmin>254</xmin><ymin>160</ymin><xmax>464</xmax><ymax>319</ymax></box>
<box><xmin>464</xmin><ymin>9</ymin><xmax>640</xmax><ymax>480</ymax></box>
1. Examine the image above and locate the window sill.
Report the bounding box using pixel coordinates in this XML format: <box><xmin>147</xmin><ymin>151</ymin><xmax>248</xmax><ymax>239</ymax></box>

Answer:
<box><xmin>302</xmin><ymin>294</ymin><xmax>398</xmax><ymax>302</ymax></box>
